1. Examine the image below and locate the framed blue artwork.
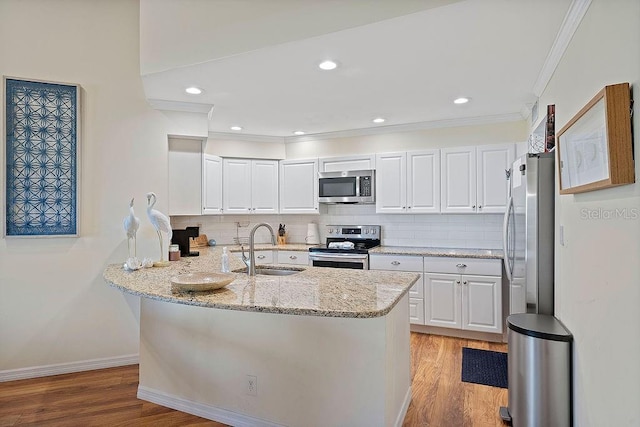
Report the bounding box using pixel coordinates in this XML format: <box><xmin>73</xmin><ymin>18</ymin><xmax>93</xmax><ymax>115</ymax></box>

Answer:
<box><xmin>4</xmin><ymin>77</ymin><xmax>80</xmax><ymax>237</ymax></box>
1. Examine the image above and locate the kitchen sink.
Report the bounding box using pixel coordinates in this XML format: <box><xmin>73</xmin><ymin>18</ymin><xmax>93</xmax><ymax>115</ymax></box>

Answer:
<box><xmin>233</xmin><ymin>266</ymin><xmax>304</xmax><ymax>276</ymax></box>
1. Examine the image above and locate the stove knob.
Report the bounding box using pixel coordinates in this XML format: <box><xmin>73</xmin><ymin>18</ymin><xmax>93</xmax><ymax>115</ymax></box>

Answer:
<box><xmin>372</xmin><ymin>228</ymin><xmax>377</xmax><ymax>235</ymax></box>
<box><xmin>328</xmin><ymin>228</ymin><xmax>333</xmax><ymax>234</ymax></box>
<box><xmin>365</xmin><ymin>228</ymin><xmax>371</xmax><ymax>234</ymax></box>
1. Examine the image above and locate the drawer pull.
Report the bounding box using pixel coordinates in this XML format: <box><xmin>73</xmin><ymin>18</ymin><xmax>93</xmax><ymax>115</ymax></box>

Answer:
<box><xmin>456</xmin><ymin>263</ymin><xmax>467</xmax><ymax>268</ymax></box>
<box><xmin>257</xmin><ymin>255</ymin><xmax>266</xmax><ymax>259</ymax></box>
<box><xmin>289</xmin><ymin>255</ymin><xmax>297</xmax><ymax>260</ymax></box>
<box><xmin>391</xmin><ymin>261</ymin><xmax>401</xmax><ymax>266</ymax></box>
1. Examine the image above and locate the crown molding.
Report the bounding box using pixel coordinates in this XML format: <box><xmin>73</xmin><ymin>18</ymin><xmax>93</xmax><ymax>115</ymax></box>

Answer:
<box><xmin>207</xmin><ymin>131</ymin><xmax>285</xmax><ymax>143</ymax></box>
<box><xmin>148</xmin><ymin>98</ymin><xmax>214</xmax><ymax>114</ymax></box>
<box><xmin>284</xmin><ymin>113</ymin><xmax>524</xmax><ymax>143</ymax></box>
<box><xmin>532</xmin><ymin>0</ymin><xmax>592</xmax><ymax>97</ymax></box>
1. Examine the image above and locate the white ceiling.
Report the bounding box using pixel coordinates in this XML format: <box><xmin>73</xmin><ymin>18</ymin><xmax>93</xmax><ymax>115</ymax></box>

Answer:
<box><xmin>140</xmin><ymin>0</ymin><xmax>573</xmax><ymax>139</ymax></box>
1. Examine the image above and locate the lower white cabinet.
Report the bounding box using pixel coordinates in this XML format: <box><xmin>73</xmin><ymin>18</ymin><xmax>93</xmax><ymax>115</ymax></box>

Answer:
<box><xmin>424</xmin><ymin>257</ymin><xmax>502</xmax><ymax>334</ymax></box>
<box><xmin>277</xmin><ymin>250</ymin><xmax>309</xmax><ymax>265</ymax></box>
<box><xmin>254</xmin><ymin>250</ymin><xmax>274</xmax><ymax>265</ymax></box>
<box><xmin>369</xmin><ymin>254</ymin><xmax>425</xmax><ymax>325</ymax></box>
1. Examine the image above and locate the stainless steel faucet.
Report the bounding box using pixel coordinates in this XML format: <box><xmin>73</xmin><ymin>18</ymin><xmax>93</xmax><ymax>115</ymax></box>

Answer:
<box><xmin>241</xmin><ymin>223</ymin><xmax>277</xmax><ymax>276</ymax></box>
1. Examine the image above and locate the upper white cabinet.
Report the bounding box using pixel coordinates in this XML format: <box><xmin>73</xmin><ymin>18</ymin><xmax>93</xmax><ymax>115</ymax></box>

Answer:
<box><xmin>376</xmin><ymin>150</ymin><xmax>440</xmax><ymax>214</ymax></box>
<box><xmin>223</xmin><ymin>158</ymin><xmax>279</xmax><ymax>214</ymax></box>
<box><xmin>202</xmin><ymin>154</ymin><xmax>223</xmax><ymax>214</ymax></box>
<box><xmin>319</xmin><ymin>154</ymin><xmax>375</xmax><ymax>172</ymax></box>
<box><xmin>441</xmin><ymin>143</ymin><xmax>514</xmax><ymax>213</ymax></box>
<box><xmin>279</xmin><ymin>159</ymin><xmax>319</xmax><ymax>214</ymax></box>
<box><xmin>168</xmin><ymin>138</ymin><xmax>203</xmax><ymax>216</ymax></box>
<box><xmin>375</xmin><ymin>152</ymin><xmax>406</xmax><ymax>213</ymax></box>
<box><xmin>476</xmin><ymin>144</ymin><xmax>515</xmax><ymax>213</ymax></box>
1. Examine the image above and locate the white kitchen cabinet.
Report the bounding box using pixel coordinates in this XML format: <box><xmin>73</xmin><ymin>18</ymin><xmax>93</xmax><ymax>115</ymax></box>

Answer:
<box><xmin>222</xmin><ymin>158</ymin><xmax>278</xmax><ymax>214</ymax></box>
<box><xmin>279</xmin><ymin>159</ymin><xmax>319</xmax><ymax>214</ymax></box>
<box><xmin>168</xmin><ymin>138</ymin><xmax>203</xmax><ymax>215</ymax></box>
<box><xmin>376</xmin><ymin>150</ymin><xmax>440</xmax><ymax>214</ymax></box>
<box><xmin>202</xmin><ymin>154</ymin><xmax>223</xmax><ymax>214</ymax></box>
<box><xmin>319</xmin><ymin>154</ymin><xmax>375</xmax><ymax>172</ymax></box>
<box><xmin>370</xmin><ymin>254</ymin><xmax>424</xmax><ymax>325</ymax></box>
<box><xmin>441</xmin><ymin>143</ymin><xmax>514</xmax><ymax>213</ymax></box>
<box><xmin>440</xmin><ymin>147</ymin><xmax>476</xmax><ymax>213</ymax></box>
<box><xmin>476</xmin><ymin>144</ymin><xmax>515</xmax><ymax>213</ymax></box>
<box><xmin>424</xmin><ymin>257</ymin><xmax>502</xmax><ymax>334</ymax></box>
<box><xmin>277</xmin><ymin>250</ymin><xmax>309</xmax><ymax>265</ymax></box>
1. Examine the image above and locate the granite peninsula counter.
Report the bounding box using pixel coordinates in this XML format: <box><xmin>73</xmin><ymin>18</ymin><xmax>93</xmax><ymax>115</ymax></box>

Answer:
<box><xmin>104</xmin><ymin>246</ymin><xmax>417</xmax><ymax>426</ymax></box>
<box><xmin>103</xmin><ymin>246</ymin><xmax>418</xmax><ymax>318</ymax></box>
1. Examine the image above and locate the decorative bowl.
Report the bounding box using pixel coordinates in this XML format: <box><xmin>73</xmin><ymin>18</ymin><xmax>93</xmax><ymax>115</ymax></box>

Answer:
<box><xmin>170</xmin><ymin>272</ymin><xmax>234</xmax><ymax>292</ymax></box>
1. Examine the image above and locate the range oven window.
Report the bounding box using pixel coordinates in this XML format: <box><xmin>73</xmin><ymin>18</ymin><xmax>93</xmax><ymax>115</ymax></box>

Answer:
<box><xmin>319</xmin><ymin>177</ymin><xmax>356</xmax><ymax>198</ymax></box>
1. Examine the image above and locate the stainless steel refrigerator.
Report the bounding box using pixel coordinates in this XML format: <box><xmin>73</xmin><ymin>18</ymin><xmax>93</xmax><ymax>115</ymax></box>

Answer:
<box><xmin>503</xmin><ymin>152</ymin><xmax>555</xmax><ymax>315</ymax></box>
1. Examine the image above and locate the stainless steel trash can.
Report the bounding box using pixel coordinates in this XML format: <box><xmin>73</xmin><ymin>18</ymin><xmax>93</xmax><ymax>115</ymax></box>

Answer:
<box><xmin>500</xmin><ymin>313</ymin><xmax>573</xmax><ymax>427</ymax></box>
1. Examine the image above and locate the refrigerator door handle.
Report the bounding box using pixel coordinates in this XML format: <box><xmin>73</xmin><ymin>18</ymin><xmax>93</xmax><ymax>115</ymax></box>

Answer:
<box><xmin>503</xmin><ymin>195</ymin><xmax>514</xmax><ymax>282</ymax></box>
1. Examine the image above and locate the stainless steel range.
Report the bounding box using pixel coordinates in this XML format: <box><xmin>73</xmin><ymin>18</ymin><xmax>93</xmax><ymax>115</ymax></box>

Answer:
<box><xmin>308</xmin><ymin>225</ymin><xmax>381</xmax><ymax>270</ymax></box>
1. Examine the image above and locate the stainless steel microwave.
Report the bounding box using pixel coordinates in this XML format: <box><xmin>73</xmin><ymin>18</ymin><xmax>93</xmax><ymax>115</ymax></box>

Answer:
<box><xmin>318</xmin><ymin>170</ymin><xmax>375</xmax><ymax>204</ymax></box>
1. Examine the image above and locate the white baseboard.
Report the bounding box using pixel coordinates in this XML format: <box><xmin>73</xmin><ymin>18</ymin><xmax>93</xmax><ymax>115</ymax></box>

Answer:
<box><xmin>394</xmin><ymin>386</ymin><xmax>412</xmax><ymax>427</ymax></box>
<box><xmin>0</xmin><ymin>354</ymin><xmax>139</xmax><ymax>382</ymax></box>
<box><xmin>137</xmin><ymin>386</ymin><xmax>285</xmax><ymax>427</ymax></box>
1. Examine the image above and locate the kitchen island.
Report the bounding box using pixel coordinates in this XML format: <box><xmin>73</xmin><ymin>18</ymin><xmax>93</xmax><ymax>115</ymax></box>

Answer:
<box><xmin>104</xmin><ymin>247</ymin><xmax>419</xmax><ymax>427</ymax></box>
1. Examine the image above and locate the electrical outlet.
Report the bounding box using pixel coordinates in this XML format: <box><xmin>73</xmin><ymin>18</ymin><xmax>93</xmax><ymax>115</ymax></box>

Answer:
<box><xmin>246</xmin><ymin>375</ymin><xmax>257</xmax><ymax>396</ymax></box>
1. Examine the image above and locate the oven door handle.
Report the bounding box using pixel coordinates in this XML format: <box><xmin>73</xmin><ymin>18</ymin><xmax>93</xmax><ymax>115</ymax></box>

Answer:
<box><xmin>308</xmin><ymin>253</ymin><xmax>368</xmax><ymax>262</ymax></box>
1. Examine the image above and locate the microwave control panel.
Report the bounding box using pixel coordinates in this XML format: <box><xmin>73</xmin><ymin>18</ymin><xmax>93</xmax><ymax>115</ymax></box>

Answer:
<box><xmin>359</xmin><ymin>176</ymin><xmax>372</xmax><ymax>197</ymax></box>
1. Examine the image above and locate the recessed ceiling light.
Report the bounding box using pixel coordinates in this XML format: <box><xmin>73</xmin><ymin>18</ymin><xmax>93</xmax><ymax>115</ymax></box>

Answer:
<box><xmin>372</xmin><ymin>117</ymin><xmax>386</xmax><ymax>124</ymax></box>
<box><xmin>185</xmin><ymin>87</ymin><xmax>203</xmax><ymax>95</ymax></box>
<box><xmin>230</xmin><ymin>126</ymin><xmax>242</xmax><ymax>131</ymax></box>
<box><xmin>318</xmin><ymin>60</ymin><xmax>338</xmax><ymax>71</ymax></box>
<box><xmin>293</xmin><ymin>131</ymin><xmax>306</xmax><ymax>135</ymax></box>
<box><xmin>454</xmin><ymin>97</ymin><xmax>470</xmax><ymax>104</ymax></box>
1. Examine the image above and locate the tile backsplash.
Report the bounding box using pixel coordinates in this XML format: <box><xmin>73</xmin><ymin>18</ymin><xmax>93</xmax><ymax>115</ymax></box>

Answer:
<box><xmin>171</xmin><ymin>204</ymin><xmax>503</xmax><ymax>249</ymax></box>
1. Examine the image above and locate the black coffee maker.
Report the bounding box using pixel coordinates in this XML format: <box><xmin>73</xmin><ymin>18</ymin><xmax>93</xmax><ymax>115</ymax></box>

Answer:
<box><xmin>171</xmin><ymin>226</ymin><xmax>200</xmax><ymax>256</ymax></box>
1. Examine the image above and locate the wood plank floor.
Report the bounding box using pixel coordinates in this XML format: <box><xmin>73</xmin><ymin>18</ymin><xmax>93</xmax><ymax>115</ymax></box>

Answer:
<box><xmin>0</xmin><ymin>333</ymin><xmax>507</xmax><ymax>426</ymax></box>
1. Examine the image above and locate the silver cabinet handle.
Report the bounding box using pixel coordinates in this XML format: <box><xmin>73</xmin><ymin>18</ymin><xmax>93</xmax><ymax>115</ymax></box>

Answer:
<box><xmin>257</xmin><ymin>255</ymin><xmax>266</xmax><ymax>259</ymax></box>
<box><xmin>391</xmin><ymin>261</ymin><xmax>401</xmax><ymax>266</ymax></box>
<box><xmin>478</xmin><ymin>205</ymin><xmax>482</xmax><ymax>209</ymax></box>
<box><xmin>463</xmin><ymin>281</ymin><xmax>468</xmax><ymax>285</ymax></box>
<box><xmin>289</xmin><ymin>255</ymin><xmax>297</xmax><ymax>260</ymax></box>
<box><xmin>456</xmin><ymin>280</ymin><xmax>461</xmax><ymax>285</ymax></box>
<box><xmin>407</xmin><ymin>206</ymin><xmax>411</xmax><ymax>209</ymax></box>
<box><xmin>456</xmin><ymin>263</ymin><xmax>467</xmax><ymax>268</ymax></box>
<box><xmin>472</xmin><ymin>205</ymin><xmax>476</xmax><ymax>209</ymax></box>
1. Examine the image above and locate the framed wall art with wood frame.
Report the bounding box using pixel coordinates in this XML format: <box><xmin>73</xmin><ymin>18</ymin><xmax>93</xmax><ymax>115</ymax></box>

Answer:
<box><xmin>557</xmin><ymin>82</ymin><xmax>634</xmax><ymax>194</ymax></box>
<box><xmin>4</xmin><ymin>77</ymin><xmax>81</xmax><ymax>237</ymax></box>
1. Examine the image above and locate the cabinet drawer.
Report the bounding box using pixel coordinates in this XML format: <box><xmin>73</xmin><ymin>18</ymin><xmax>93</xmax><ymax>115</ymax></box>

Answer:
<box><xmin>254</xmin><ymin>250</ymin><xmax>274</xmax><ymax>264</ymax></box>
<box><xmin>409</xmin><ymin>298</ymin><xmax>425</xmax><ymax>325</ymax></box>
<box><xmin>409</xmin><ymin>273</ymin><xmax>424</xmax><ymax>298</ymax></box>
<box><xmin>277</xmin><ymin>250</ymin><xmax>309</xmax><ymax>265</ymax></box>
<box><xmin>424</xmin><ymin>257</ymin><xmax>501</xmax><ymax>276</ymax></box>
<box><xmin>369</xmin><ymin>254</ymin><xmax>424</xmax><ymax>272</ymax></box>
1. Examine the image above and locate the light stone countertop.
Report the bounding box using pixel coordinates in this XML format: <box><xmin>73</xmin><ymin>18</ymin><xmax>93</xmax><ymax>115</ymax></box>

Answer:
<box><xmin>370</xmin><ymin>246</ymin><xmax>504</xmax><ymax>259</ymax></box>
<box><xmin>103</xmin><ymin>246</ymin><xmax>418</xmax><ymax>319</ymax></box>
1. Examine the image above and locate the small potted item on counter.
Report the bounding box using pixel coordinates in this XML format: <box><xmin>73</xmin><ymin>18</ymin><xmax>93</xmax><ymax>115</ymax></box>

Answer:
<box><xmin>169</xmin><ymin>244</ymin><xmax>181</xmax><ymax>261</ymax></box>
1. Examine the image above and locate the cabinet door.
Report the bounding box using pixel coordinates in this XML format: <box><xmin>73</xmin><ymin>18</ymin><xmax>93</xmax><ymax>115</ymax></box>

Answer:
<box><xmin>168</xmin><ymin>138</ymin><xmax>202</xmax><ymax>215</ymax></box>
<box><xmin>279</xmin><ymin>159</ymin><xmax>319</xmax><ymax>214</ymax></box>
<box><xmin>476</xmin><ymin>144</ymin><xmax>514</xmax><ymax>213</ymax></box>
<box><xmin>375</xmin><ymin>152</ymin><xmax>406</xmax><ymax>213</ymax></box>
<box><xmin>319</xmin><ymin>155</ymin><xmax>375</xmax><ymax>172</ymax></box>
<box><xmin>441</xmin><ymin>147</ymin><xmax>476</xmax><ymax>213</ymax></box>
<box><xmin>254</xmin><ymin>250</ymin><xmax>274</xmax><ymax>265</ymax></box>
<box><xmin>202</xmin><ymin>154</ymin><xmax>223</xmax><ymax>214</ymax></box>
<box><xmin>223</xmin><ymin>158</ymin><xmax>252</xmax><ymax>214</ymax></box>
<box><xmin>407</xmin><ymin>149</ymin><xmax>440</xmax><ymax>213</ymax></box>
<box><xmin>424</xmin><ymin>273</ymin><xmax>461</xmax><ymax>329</ymax></box>
<box><xmin>462</xmin><ymin>274</ymin><xmax>502</xmax><ymax>333</ymax></box>
<box><xmin>252</xmin><ymin>160</ymin><xmax>279</xmax><ymax>214</ymax></box>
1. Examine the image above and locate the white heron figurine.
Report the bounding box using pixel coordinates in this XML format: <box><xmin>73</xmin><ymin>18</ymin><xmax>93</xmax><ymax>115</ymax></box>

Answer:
<box><xmin>146</xmin><ymin>192</ymin><xmax>172</xmax><ymax>267</ymax></box>
<box><xmin>123</xmin><ymin>198</ymin><xmax>140</xmax><ymax>259</ymax></box>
